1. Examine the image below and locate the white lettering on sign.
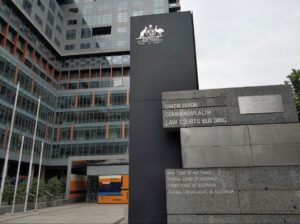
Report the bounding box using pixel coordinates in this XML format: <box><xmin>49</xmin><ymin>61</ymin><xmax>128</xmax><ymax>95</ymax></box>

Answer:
<box><xmin>164</xmin><ymin>102</ymin><xmax>199</xmax><ymax>109</ymax></box>
<box><xmin>164</xmin><ymin>110</ymin><xmax>212</xmax><ymax>118</ymax></box>
<box><xmin>202</xmin><ymin>117</ymin><xmax>226</xmax><ymax>124</ymax></box>
<box><xmin>166</xmin><ymin>170</ymin><xmax>235</xmax><ymax>195</ymax></box>
<box><xmin>165</xmin><ymin>120</ymin><xmax>178</xmax><ymax>126</ymax></box>
<box><xmin>164</xmin><ymin>118</ymin><xmax>228</xmax><ymax>127</ymax></box>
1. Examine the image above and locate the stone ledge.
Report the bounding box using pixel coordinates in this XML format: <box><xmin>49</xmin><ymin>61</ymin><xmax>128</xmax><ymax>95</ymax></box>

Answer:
<box><xmin>168</xmin><ymin>215</ymin><xmax>300</xmax><ymax>224</ymax></box>
<box><xmin>166</xmin><ymin>167</ymin><xmax>300</xmax><ymax>216</ymax></box>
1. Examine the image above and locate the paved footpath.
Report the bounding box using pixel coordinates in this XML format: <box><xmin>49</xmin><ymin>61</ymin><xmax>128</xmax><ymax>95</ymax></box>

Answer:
<box><xmin>0</xmin><ymin>203</ymin><xmax>127</xmax><ymax>224</ymax></box>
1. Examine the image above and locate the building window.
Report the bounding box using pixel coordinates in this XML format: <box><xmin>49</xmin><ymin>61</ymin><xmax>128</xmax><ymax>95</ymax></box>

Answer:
<box><xmin>56</xmin><ymin>25</ymin><xmax>62</xmax><ymax>34</ymax></box>
<box><xmin>58</xmin><ymin>0</ymin><xmax>76</xmax><ymax>4</ymax></box>
<box><xmin>68</xmin><ymin>20</ymin><xmax>77</xmax><ymax>25</ymax></box>
<box><xmin>92</xmin><ymin>26</ymin><xmax>111</xmax><ymax>36</ymax></box>
<box><xmin>66</xmin><ymin>29</ymin><xmax>77</xmax><ymax>40</ymax></box>
<box><xmin>37</xmin><ymin>0</ymin><xmax>45</xmax><ymax>11</ymax></box>
<box><xmin>45</xmin><ymin>25</ymin><xmax>52</xmax><ymax>39</ymax></box>
<box><xmin>80</xmin><ymin>43</ymin><xmax>90</xmax><ymax>49</ymax></box>
<box><xmin>82</xmin><ymin>19</ymin><xmax>87</xmax><ymax>26</ymax></box>
<box><xmin>110</xmin><ymin>92</ymin><xmax>126</xmax><ymax>105</ymax></box>
<box><xmin>49</xmin><ymin>0</ymin><xmax>56</xmax><ymax>13</ymax></box>
<box><xmin>84</xmin><ymin>15</ymin><xmax>112</xmax><ymax>26</ymax></box>
<box><xmin>69</xmin><ymin>8</ymin><xmax>78</xmax><ymax>13</ymax></box>
<box><xmin>47</xmin><ymin>11</ymin><xmax>54</xmax><ymax>26</ymax></box>
<box><xmin>65</xmin><ymin>44</ymin><xmax>75</xmax><ymax>50</ymax></box>
<box><xmin>22</xmin><ymin>0</ymin><xmax>32</xmax><ymax>15</ymax></box>
<box><xmin>81</xmin><ymin>28</ymin><xmax>91</xmax><ymax>39</ymax></box>
<box><xmin>35</xmin><ymin>14</ymin><xmax>43</xmax><ymax>27</ymax></box>
<box><xmin>54</xmin><ymin>38</ymin><xmax>60</xmax><ymax>47</ymax></box>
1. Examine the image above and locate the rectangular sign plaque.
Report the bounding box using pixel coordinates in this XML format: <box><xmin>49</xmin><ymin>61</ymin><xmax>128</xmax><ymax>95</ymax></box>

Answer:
<box><xmin>238</xmin><ymin>95</ymin><xmax>284</xmax><ymax>114</ymax></box>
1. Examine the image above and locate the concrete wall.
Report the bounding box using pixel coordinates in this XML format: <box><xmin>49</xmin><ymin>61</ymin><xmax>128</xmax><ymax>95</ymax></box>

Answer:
<box><xmin>162</xmin><ymin>85</ymin><xmax>299</xmax><ymax>129</ymax></box>
<box><xmin>87</xmin><ymin>165</ymin><xmax>129</xmax><ymax>176</ymax></box>
<box><xmin>181</xmin><ymin>123</ymin><xmax>300</xmax><ymax>168</ymax></box>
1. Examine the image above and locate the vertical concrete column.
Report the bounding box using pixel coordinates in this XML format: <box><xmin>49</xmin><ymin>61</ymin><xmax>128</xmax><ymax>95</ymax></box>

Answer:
<box><xmin>70</xmin><ymin>126</ymin><xmax>74</xmax><ymax>141</ymax></box>
<box><xmin>105</xmin><ymin>123</ymin><xmax>109</xmax><ymax>140</ymax></box>
<box><xmin>107</xmin><ymin>91</ymin><xmax>110</xmax><ymax>107</ymax></box>
<box><xmin>38</xmin><ymin>56</ymin><xmax>42</xmax><ymax>67</ymax></box>
<box><xmin>122</xmin><ymin>122</ymin><xmax>125</xmax><ymax>139</ymax></box>
<box><xmin>92</xmin><ymin>93</ymin><xmax>95</xmax><ymax>108</ymax></box>
<box><xmin>74</xmin><ymin>95</ymin><xmax>78</xmax><ymax>108</ymax></box>
<box><xmin>45</xmin><ymin>62</ymin><xmax>49</xmax><ymax>75</ymax></box>
<box><xmin>30</xmin><ymin>49</ymin><xmax>35</xmax><ymax>65</ymax></box>
<box><xmin>13</xmin><ymin>65</ymin><xmax>19</xmax><ymax>83</ymax></box>
<box><xmin>89</xmin><ymin>57</ymin><xmax>92</xmax><ymax>78</ymax></box>
<box><xmin>0</xmin><ymin>8</ymin><xmax>11</xmax><ymax>47</ymax></box>
<box><xmin>65</xmin><ymin>159</ymin><xmax>72</xmax><ymax>200</ymax></box>
<box><xmin>67</xmin><ymin>65</ymin><xmax>70</xmax><ymax>80</ymax></box>
<box><xmin>77</xmin><ymin>63</ymin><xmax>81</xmax><ymax>89</ymax></box>
<box><xmin>50</xmin><ymin>67</ymin><xmax>54</xmax><ymax>78</ymax></box>
<box><xmin>11</xmin><ymin>22</ymin><xmax>20</xmax><ymax>55</ymax></box>
<box><xmin>126</xmin><ymin>90</ymin><xmax>129</xmax><ymax>105</ymax></box>
<box><xmin>31</xmin><ymin>79</ymin><xmax>35</xmax><ymax>94</ymax></box>
<box><xmin>56</xmin><ymin>128</ymin><xmax>60</xmax><ymax>142</ymax></box>
<box><xmin>2</xmin><ymin>127</ymin><xmax>9</xmax><ymax>149</ymax></box>
<box><xmin>121</xmin><ymin>55</ymin><xmax>124</xmax><ymax>86</ymax></box>
<box><xmin>78</xmin><ymin>63</ymin><xmax>81</xmax><ymax>79</ymax></box>
<box><xmin>99</xmin><ymin>56</ymin><xmax>102</xmax><ymax>81</ymax></box>
<box><xmin>105</xmin><ymin>122</ymin><xmax>109</xmax><ymax>140</ymax></box>
<box><xmin>110</xmin><ymin>56</ymin><xmax>113</xmax><ymax>87</ymax></box>
<box><xmin>45</xmin><ymin>122</ymin><xmax>49</xmax><ymax>139</ymax></box>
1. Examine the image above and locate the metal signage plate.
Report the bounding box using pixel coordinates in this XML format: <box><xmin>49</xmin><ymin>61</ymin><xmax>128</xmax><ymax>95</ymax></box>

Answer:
<box><xmin>238</xmin><ymin>95</ymin><xmax>284</xmax><ymax>114</ymax></box>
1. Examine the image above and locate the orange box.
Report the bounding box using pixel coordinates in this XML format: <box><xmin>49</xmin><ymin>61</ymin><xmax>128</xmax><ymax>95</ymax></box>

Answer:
<box><xmin>98</xmin><ymin>174</ymin><xmax>129</xmax><ymax>204</ymax></box>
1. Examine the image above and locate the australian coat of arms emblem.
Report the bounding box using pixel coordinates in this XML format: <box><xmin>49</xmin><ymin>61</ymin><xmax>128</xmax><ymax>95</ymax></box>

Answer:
<box><xmin>136</xmin><ymin>24</ymin><xmax>165</xmax><ymax>45</ymax></box>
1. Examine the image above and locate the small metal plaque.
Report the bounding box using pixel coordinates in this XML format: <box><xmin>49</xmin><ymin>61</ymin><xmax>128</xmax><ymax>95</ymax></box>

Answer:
<box><xmin>238</xmin><ymin>95</ymin><xmax>284</xmax><ymax>114</ymax></box>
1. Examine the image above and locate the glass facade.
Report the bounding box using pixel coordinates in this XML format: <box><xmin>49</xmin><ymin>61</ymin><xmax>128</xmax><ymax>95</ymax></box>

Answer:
<box><xmin>0</xmin><ymin>0</ymin><xmax>180</xmax><ymax>167</ymax></box>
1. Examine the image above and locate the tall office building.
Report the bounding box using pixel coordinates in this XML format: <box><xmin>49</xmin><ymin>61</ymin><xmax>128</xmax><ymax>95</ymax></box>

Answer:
<box><xmin>0</xmin><ymin>0</ymin><xmax>180</xmax><ymax>202</ymax></box>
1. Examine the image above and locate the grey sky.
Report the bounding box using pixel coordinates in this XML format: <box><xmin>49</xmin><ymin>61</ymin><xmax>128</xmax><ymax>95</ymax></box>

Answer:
<box><xmin>181</xmin><ymin>0</ymin><xmax>300</xmax><ymax>89</ymax></box>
